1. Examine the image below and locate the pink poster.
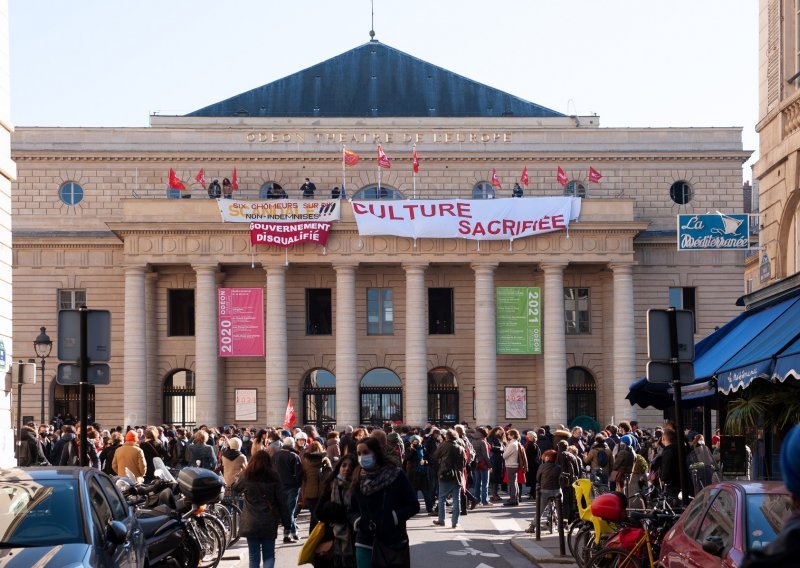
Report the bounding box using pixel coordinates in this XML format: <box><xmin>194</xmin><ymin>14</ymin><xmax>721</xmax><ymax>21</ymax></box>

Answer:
<box><xmin>218</xmin><ymin>288</ymin><xmax>265</xmax><ymax>357</ymax></box>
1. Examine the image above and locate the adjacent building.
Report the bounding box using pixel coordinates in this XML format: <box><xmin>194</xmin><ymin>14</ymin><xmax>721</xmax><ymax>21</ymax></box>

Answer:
<box><xmin>10</xmin><ymin>40</ymin><xmax>748</xmax><ymax>431</ymax></box>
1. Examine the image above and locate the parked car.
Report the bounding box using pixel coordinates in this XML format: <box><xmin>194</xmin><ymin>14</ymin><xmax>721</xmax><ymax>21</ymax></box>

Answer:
<box><xmin>659</xmin><ymin>481</ymin><xmax>792</xmax><ymax>567</ymax></box>
<box><xmin>0</xmin><ymin>467</ymin><xmax>146</xmax><ymax>567</ymax></box>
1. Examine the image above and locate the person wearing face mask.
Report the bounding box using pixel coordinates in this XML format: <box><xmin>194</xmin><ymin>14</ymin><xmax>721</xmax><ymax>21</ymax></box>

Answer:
<box><xmin>316</xmin><ymin>454</ymin><xmax>358</xmax><ymax>568</ymax></box>
<box><xmin>347</xmin><ymin>437</ymin><xmax>419</xmax><ymax>568</ymax></box>
<box><xmin>273</xmin><ymin>436</ymin><xmax>303</xmax><ymax>543</ymax></box>
<box><xmin>403</xmin><ymin>435</ymin><xmax>433</xmax><ymax>514</ymax></box>
<box><xmin>241</xmin><ymin>431</ymin><xmax>253</xmax><ymax>458</ymax></box>
<box><xmin>687</xmin><ymin>434</ymin><xmax>718</xmax><ymax>493</ymax></box>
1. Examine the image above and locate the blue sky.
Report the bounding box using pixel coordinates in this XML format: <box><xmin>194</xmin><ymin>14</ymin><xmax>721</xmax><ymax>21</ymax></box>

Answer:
<box><xmin>8</xmin><ymin>1</ymin><xmax>758</xmax><ymax>177</ymax></box>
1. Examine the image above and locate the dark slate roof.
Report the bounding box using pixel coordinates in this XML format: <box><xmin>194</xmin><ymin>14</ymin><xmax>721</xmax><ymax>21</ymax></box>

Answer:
<box><xmin>187</xmin><ymin>41</ymin><xmax>564</xmax><ymax>118</ymax></box>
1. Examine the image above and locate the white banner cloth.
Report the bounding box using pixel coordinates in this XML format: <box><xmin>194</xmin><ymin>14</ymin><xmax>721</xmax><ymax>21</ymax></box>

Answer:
<box><xmin>217</xmin><ymin>199</ymin><xmax>341</xmax><ymax>223</ymax></box>
<box><xmin>351</xmin><ymin>197</ymin><xmax>581</xmax><ymax>240</ymax></box>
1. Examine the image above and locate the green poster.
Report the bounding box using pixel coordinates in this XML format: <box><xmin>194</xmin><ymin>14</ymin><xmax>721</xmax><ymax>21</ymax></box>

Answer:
<box><xmin>496</xmin><ymin>287</ymin><xmax>542</xmax><ymax>355</ymax></box>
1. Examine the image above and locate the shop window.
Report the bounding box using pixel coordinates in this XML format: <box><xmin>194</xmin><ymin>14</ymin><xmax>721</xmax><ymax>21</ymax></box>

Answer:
<box><xmin>168</xmin><ymin>289</ymin><xmax>195</xmax><ymax>337</ymax></box>
<box><xmin>429</xmin><ymin>288</ymin><xmax>454</xmax><ymax>334</ymax></box>
<box><xmin>564</xmin><ymin>287</ymin><xmax>591</xmax><ymax>335</ymax></box>
<box><xmin>306</xmin><ymin>289</ymin><xmax>332</xmax><ymax>335</ymax></box>
<box><xmin>367</xmin><ymin>288</ymin><xmax>394</xmax><ymax>335</ymax></box>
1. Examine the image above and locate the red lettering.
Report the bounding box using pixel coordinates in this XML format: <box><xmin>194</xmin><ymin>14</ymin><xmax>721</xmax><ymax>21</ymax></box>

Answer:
<box><xmin>368</xmin><ymin>204</ymin><xmax>386</xmax><ymax>218</ymax></box>
<box><xmin>388</xmin><ymin>205</ymin><xmax>403</xmax><ymax>220</ymax></box>
<box><xmin>539</xmin><ymin>215</ymin><xmax>551</xmax><ymax>231</ymax></box>
<box><xmin>488</xmin><ymin>220</ymin><xmax>501</xmax><ymax>235</ymax></box>
<box><xmin>439</xmin><ymin>203</ymin><xmax>455</xmax><ymax>217</ymax></box>
<box><xmin>420</xmin><ymin>204</ymin><xmax>436</xmax><ymax>217</ymax></box>
<box><xmin>458</xmin><ymin>220</ymin><xmax>471</xmax><ymax>234</ymax></box>
<box><xmin>353</xmin><ymin>202</ymin><xmax>367</xmax><ymax>214</ymax></box>
<box><xmin>552</xmin><ymin>214</ymin><xmax>566</xmax><ymax>229</ymax></box>
<box><xmin>503</xmin><ymin>219</ymin><xmax>515</xmax><ymax>235</ymax></box>
<box><xmin>402</xmin><ymin>204</ymin><xmax>419</xmax><ymax>220</ymax></box>
<box><xmin>456</xmin><ymin>202</ymin><xmax>472</xmax><ymax>218</ymax></box>
<box><xmin>471</xmin><ymin>222</ymin><xmax>486</xmax><ymax>236</ymax></box>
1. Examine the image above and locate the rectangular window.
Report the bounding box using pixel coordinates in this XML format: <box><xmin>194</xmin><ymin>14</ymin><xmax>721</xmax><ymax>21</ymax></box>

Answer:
<box><xmin>168</xmin><ymin>289</ymin><xmax>195</xmax><ymax>337</ymax></box>
<box><xmin>306</xmin><ymin>289</ymin><xmax>332</xmax><ymax>335</ymax></box>
<box><xmin>58</xmin><ymin>289</ymin><xmax>86</xmax><ymax>310</ymax></box>
<box><xmin>428</xmin><ymin>288</ymin><xmax>454</xmax><ymax>334</ymax></box>
<box><xmin>564</xmin><ymin>288</ymin><xmax>591</xmax><ymax>335</ymax></box>
<box><xmin>367</xmin><ymin>287</ymin><xmax>393</xmax><ymax>335</ymax></box>
<box><xmin>669</xmin><ymin>287</ymin><xmax>697</xmax><ymax>331</ymax></box>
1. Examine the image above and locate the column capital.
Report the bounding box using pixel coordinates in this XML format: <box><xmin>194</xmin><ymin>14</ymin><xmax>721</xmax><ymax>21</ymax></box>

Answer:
<box><xmin>332</xmin><ymin>261</ymin><xmax>359</xmax><ymax>273</ymax></box>
<box><xmin>123</xmin><ymin>265</ymin><xmax>149</xmax><ymax>275</ymax></box>
<box><xmin>609</xmin><ymin>261</ymin><xmax>637</xmax><ymax>274</ymax></box>
<box><xmin>402</xmin><ymin>262</ymin><xmax>428</xmax><ymax>273</ymax></box>
<box><xmin>470</xmin><ymin>261</ymin><xmax>499</xmax><ymax>273</ymax></box>
<box><xmin>263</xmin><ymin>263</ymin><xmax>288</xmax><ymax>275</ymax></box>
<box><xmin>539</xmin><ymin>260</ymin><xmax>569</xmax><ymax>273</ymax></box>
<box><xmin>192</xmin><ymin>263</ymin><xmax>219</xmax><ymax>275</ymax></box>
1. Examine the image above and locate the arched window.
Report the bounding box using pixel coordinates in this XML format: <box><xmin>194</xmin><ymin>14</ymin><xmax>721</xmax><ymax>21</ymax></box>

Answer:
<box><xmin>360</xmin><ymin>368</ymin><xmax>403</xmax><ymax>425</ymax></box>
<box><xmin>302</xmin><ymin>369</ymin><xmax>336</xmax><ymax>430</ymax></box>
<box><xmin>566</xmin><ymin>367</ymin><xmax>597</xmax><ymax>423</ymax></box>
<box><xmin>163</xmin><ymin>369</ymin><xmax>195</xmax><ymax>428</ymax></box>
<box><xmin>260</xmin><ymin>182</ymin><xmax>285</xmax><ymax>199</ymax></box>
<box><xmin>351</xmin><ymin>184</ymin><xmax>405</xmax><ymax>200</ymax></box>
<box><xmin>54</xmin><ymin>384</ymin><xmax>95</xmax><ymax>422</ymax></box>
<box><xmin>564</xmin><ymin>181</ymin><xmax>586</xmax><ymax>198</ymax></box>
<box><xmin>428</xmin><ymin>368</ymin><xmax>459</xmax><ymax>425</ymax></box>
<box><xmin>472</xmin><ymin>181</ymin><xmax>495</xmax><ymax>199</ymax></box>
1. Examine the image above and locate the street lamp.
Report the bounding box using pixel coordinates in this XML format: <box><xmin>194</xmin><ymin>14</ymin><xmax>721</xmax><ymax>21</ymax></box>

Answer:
<box><xmin>33</xmin><ymin>327</ymin><xmax>52</xmax><ymax>426</ymax></box>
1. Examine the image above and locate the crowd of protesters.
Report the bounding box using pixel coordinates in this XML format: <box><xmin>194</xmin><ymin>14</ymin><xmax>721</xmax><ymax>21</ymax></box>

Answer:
<box><xmin>17</xmin><ymin>417</ymin><xmax>721</xmax><ymax>568</ymax></box>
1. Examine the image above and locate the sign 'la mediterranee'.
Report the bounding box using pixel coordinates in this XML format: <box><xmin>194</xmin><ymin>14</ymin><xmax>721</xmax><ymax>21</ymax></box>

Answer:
<box><xmin>352</xmin><ymin>197</ymin><xmax>581</xmax><ymax>240</ymax></box>
<box><xmin>677</xmin><ymin>214</ymin><xmax>750</xmax><ymax>250</ymax></box>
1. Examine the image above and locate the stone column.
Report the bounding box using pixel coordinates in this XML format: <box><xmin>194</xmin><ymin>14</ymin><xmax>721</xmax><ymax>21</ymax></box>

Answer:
<box><xmin>144</xmin><ymin>272</ymin><xmax>158</xmax><ymax>425</ymax></box>
<box><xmin>264</xmin><ymin>265</ymin><xmax>288</xmax><ymax>427</ymax></box>
<box><xmin>334</xmin><ymin>263</ymin><xmax>359</xmax><ymax>427</ymax></box>
<box><xmin>542</xmin><ymin>261</ymin><xmax>568</xmax><ymax>426</ymax></box>
<box><xmin>472</xmin><ymin>262</ymin><xmax>498</xmax><ymax>426</ymax></box>
<box><xmin>123</xmin><ymin>266</ymin><xmax>147</xmax><ymax>427</ymax></box>
<box><xmin>403</xmin><ymin>263</ymin><xmax>428</xmax><ymax>426</ymax></box>
<box><xmin>193</xmin><ymin>264</ymin><xmax>220</xmax><ymax>428</ymax></box>
<box><xmin>611</xmin><ymin>262</ymin><xmax>637</xmax><ymax>422</ymax></box>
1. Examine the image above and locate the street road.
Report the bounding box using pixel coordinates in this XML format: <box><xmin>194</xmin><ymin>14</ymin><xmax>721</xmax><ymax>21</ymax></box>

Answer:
<box><xmin>221</xmin><ymin>497</ymin><xmax>539</xmax><ymax>567</ymax></box>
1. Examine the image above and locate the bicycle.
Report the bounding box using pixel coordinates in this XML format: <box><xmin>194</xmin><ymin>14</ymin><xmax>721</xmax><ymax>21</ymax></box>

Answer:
<box><xmin>586</xmin><ymin>510</ymin><xmax>678</xmax><ymax>568</ymax></box>
<box><xmin>207</xmin><ymin>488</ymin><xmax>242</xmax><ymax>547</ymax></box>
<box><xmin>538</xmin><ymin>493</ymin><xmax>561</xmax><ymax>534</ymax></box>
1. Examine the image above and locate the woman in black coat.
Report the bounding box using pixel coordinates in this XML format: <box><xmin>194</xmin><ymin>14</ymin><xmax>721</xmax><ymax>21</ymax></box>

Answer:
<box><xmin>315</xmin><ymin>454</ymin><xmax>358</xmax><ymax>568</ymax></box>
<box><xmin>233</xmin><ymin>450</ymin><xmax>285</xmax><ymax>568</ymax></box>
<box><xmin>347</xmin><ymin>437</ymin><xmax>419</xmax><ymax>568</ymax></box>
<box><xmin>487</xmin><ymin>427</ymin><xmax>506</xmax><ymax>502</ymax></box>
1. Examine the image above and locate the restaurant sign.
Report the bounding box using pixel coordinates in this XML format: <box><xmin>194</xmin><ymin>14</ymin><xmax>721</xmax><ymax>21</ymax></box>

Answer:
<box><xmin>677</xmin><ymin>214</ymin><xmax>750</xmax><ymax>250</ymax></box>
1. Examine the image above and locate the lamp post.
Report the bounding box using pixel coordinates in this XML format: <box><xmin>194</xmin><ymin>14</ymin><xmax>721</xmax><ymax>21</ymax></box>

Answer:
<box><xmin>33</xmin><ymin>327</ymin><xmax>52</xmax><ymax>426</ymax></box>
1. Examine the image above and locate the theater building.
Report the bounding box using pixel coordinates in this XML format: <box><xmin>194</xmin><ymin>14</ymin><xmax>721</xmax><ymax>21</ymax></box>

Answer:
<box><xmin>10</xmin><ymin>40</ymin><xmax>748</xmax><ymax>431</ymax></box>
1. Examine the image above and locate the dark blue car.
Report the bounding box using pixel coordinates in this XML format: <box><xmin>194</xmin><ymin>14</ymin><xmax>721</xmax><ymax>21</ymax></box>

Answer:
<box><xmin>0</xmin><ymin>467</ymin><xmax>146</xmax><ymax>567</ymax></box>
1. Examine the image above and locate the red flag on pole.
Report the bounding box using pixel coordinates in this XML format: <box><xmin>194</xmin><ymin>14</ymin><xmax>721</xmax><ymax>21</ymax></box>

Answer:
<box><xmin>556</xmin><ymin>166</ymin><xmax>568</xmax><ymax>187</ymax></box>
<box><xmin>377</xmin><ymin>144</ymin><xmax>391</xmax><ymax>169</ymax></box>
<box><xmin>343</xmin><ymin>148</ymin><xmax>360</xmax><ymax>166</ymax></box>
<box><xmin>588</xmin><ymin>167</ymin><xmax>603</xmax><ymax>184</ymax></box>
<box><xmin>195</xmin><ymin>168</ymin><xmax>206</xmax><ymax>189</ymax></box>
<box><xmin>283</xmin><ymin>399</ymin><xmax>296</xmax><ymax>430</ymax></box>
<box><xmin>168</xmin><ymin>168</ymin><xmax>186</xmax><ymax>191</ymax></box>
<box><xmin>491</xmin><ymin>168</ymin><xmax>502</xmax><ymax>188</ymax></box>
<box><xmin>520</xmin><ymin>166</ymin><xmax>529</xmax><ymax>187</ymax></box>
<box><xmin>412</xmin><ymin>147</ymin><xmax>420</xmax><ymax>173</ymax></box>
<box><xmin>232</xmin><ymin>167</ymin><xmax>239</xmax><ymax>190</ymax></box>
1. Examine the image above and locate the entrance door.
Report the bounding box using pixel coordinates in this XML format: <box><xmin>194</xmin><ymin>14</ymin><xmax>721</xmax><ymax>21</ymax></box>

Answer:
<box><xmin>566</xmin><ymin>367</ymin><xmax>597</xmax><ymax>424</ymax></box>
<box><xmin>428</xmin><ymin>367</ymin><xmax>459</xmax><ymax>425</ymax></box>
<box><xmin>163</xmin><ymin>369</ymin><xmax>195</xmax><ymax>428</ymax></box>
<box><xmin>302</xmin><ymin>369</ymin><xmax>336</xmax><ymax>431</ymax></box>
<box><xmin>360</xmin><ymin>369</ymin><xmax>403</xmax><ymax>426</ymax></box>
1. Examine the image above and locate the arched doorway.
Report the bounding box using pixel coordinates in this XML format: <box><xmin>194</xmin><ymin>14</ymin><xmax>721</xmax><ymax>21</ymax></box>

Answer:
<box><xmin>360</xmin><ymin>368</ymin><xmax>402</xmax><ymax>425</ymax></box>
<box><xmin>566</xmin><ymin>367</ymin><xmax>597</xmax><ymax>423</ymax></box>
<box><xmin>302</xmin><ymin>369</ymin><xmax>336</xmax><ymax>430</ymax></box>
<box><xmin>163</xmin><ymin>369</ymin><xmax>195</xmax><ymax>428</ymax></box>
<box><xmin>53</xmin><ymin>384</ymin><xmax>95</xmax><ymax>422</ymax></box>
<box><xmin>428</xmin><ymin>367</ymin><xmax>459</xmax><ymax>425</ymax></box>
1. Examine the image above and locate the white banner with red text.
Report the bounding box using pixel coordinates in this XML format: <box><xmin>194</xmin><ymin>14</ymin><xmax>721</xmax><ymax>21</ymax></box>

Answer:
<box><xmin>351</xmin><ymin>197</ymin><xmax>581</xmax><ymax>240</ymax></box>
<box><xmin>218</xmin><ymin>199</ymin><xmax>341</xmax><ymax>223</ymax></box>
<box><xmin>250</xmin><ymin>222</ymin><xmax>332</xmax><ymax>247</ymax></box>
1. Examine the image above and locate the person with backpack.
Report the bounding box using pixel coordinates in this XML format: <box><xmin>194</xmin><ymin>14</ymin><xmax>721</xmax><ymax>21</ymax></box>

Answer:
<box><xmin>112</xmin><ymin>430</ymin><xmax>147</xmax><ymax>482</ymax></box>
<box><xmin>185</xmin><ymin>429</ymin><xmax>217</xmax><ymax>470</ymax></box>
<box><xmin>433</xmin><ymin>429</ymin><xmax>467</xmax><ymax>528</ymax></box>
<box><xmin>17</xmin><ymin>425</ymin><xmax>48</xmax><ymax>466</ymax></box>
<box><xmin>583</xmin><ymin>435</ymin><xmax>612</xmax><ymax>484</ymax></box>
<box><xmin>301</xmin><ymin>441</ymin><xmax>333</xmax><ymax>533</ymax></box>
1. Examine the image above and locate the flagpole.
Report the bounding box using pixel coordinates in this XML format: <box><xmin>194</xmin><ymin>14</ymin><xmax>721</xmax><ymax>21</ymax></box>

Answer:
<box><xmin>341</xmin><ymin>146</ymin><xmax>346</xmax><ymax>199</ymax></box>
<box><xmin>412</xmin><ymin>143</ymin><xmax>417</xmax><ymax>199</ymax></box>
<box><xmin>378</xmin><ymin>161</ymin><xmax>382</xmax><ymax>197</ymax></box>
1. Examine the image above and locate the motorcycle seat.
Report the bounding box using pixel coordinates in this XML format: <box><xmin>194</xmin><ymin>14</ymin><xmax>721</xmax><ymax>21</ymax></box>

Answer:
<box><xmin>138</xmin><ymin>514</ymin><xmax>178</xmax><ymax>539</ymax></box>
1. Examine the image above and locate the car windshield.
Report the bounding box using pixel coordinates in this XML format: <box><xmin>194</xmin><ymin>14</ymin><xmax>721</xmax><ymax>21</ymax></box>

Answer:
<box><xmin>0</xmin><ymin>479</ymin><xmax>83</xmax><ymax>546</ymax></box>
<box><xmin>746</xmin><ymin>492</ymin><xmax>793</xmax><ymax>552</ymax></box>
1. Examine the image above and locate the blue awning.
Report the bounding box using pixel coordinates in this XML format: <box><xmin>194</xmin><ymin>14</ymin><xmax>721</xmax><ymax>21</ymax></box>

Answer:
<box><xmin>628</xmin><ymin>291</ymin><xmax>800</xmax><ymax>409</ymax></box>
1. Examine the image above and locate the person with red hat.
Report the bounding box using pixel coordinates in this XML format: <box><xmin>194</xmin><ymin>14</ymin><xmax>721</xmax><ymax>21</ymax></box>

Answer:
<box><xmin>112</xmin><ymin>430</ymin><xmax>146</xmax><ymax>483</ymax></box>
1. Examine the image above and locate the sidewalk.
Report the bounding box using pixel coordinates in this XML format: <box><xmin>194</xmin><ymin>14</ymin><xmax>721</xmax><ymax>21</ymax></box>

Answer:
<box><xmin>511</xmin><ymin>529</ymin><xmax>579</xmax><ymax>568</ymax></box>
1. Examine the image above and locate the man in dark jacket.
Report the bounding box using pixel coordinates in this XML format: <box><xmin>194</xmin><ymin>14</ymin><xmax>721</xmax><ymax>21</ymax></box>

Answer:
<box><xmin>652</xmin><ymin>428</ymin><xmax>681</xmax><ymax>499</ymax></box>
<box><xmin>272</xmin><ymin>436</ymin><xmax>303</xmax><ymax>543</ymax></box>
<box><xmin>524</xmin><ymin>431</ymin><xmax>542</xmax><ymax>500</ymax></box>
<box><xmin>432</xmin><ymin>429</ymin><xmax>466</xmax><ymax>528</ymax></box>
<box><xmin>17</xmin><ymin>425</ymin><xmax>48</xmax><ymax>466</ymax></box>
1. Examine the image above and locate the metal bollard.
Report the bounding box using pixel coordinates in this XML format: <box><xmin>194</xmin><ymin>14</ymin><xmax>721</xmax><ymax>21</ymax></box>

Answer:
<box><xmin>556</xmin><ymin>491</ymin><xmax>566</xmax><ymax>556</ymax></box>
<box><xmin>535</xmin><ymin>487</ymin><xmax>542</xmax><ymax>541</ymax></box>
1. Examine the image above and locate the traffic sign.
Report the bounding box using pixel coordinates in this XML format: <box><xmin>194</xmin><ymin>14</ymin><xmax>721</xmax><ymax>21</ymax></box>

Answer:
<box><xmin>647</xmin><ymin>309</ymin><xmax>694</xmax><ymax>362</ymax></box>
<box><xmin>57</xmin><ymin>309</ymin><xmax>111</xmax><ymax>362</ymax></box>
<box><xmin>15</xmin><ymin>361</ymin><xmax>36</xmax><ymax>384</ymax></box>
<box><xmin>56</xmin><ymin>363</ymin><xmax>111</xmax><ymax>385</ymax></box>
<box><xmin>646</xmin><ymin>361</ymin><xmax>695</xmax><ymax>385</ymax></box>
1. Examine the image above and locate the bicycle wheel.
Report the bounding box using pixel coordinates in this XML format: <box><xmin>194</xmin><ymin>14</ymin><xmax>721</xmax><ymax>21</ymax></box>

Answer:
<box><xmin>187</xmin><ymin>515</ymin><xmax>225</xmax><ymax>568</ymax></box>
<box><xmin>202</xmin><ymin>512</ymin><xmax>228</xmax><ymax>555</ymax></box>
<box><xmin>227</xmin><ymin>502</ymin><xmax>242</xmax><ymax>546</ymax></box>
<box><xmin>571</xmin><ymin>524</ymin><xmax>595</xmax><ymax>567</ymax></box>
<box><xmin>207</xmin><ymin>503</ymin><xmax>234</xmax><ymax>546</ymax></box>
<box><xmin>548</xmin><ymin>501</ymin><xmax>559</xmax><ymax>535</ymax></box>
<box><xmin>567</xmin><ymin>520</ymin><xmax>587</xmax><ymax>556</ymax></box>
<box><xmin>587</xmin><ymin>547</ymin><xmax>642</xmax><ymax>568</ymax></box>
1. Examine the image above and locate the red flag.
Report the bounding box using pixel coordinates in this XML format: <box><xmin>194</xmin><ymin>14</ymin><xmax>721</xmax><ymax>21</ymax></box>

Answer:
<box><xmin>194</xmin><ymin>168</ymin><xmax>206</xmax><ymax>189</ymax></box>
<box><xmin>377</xmin><ymin>144</ymin><xmax>391</xmax><ymax>169</ymax></box>
<box><xmin>491</xmin><ymin>168</ymin><xmax>502</xmax><ymax>188</ymax></box>
<box><xmin>520</xmin><ymin>166</ymin><xmax>529</xmax><ymax>187</ymax></box>
<box><xmin>588</xmin><ymin>166</ymin><xmax>602</xmax><ymax>184</ymax></box>
<box><xmin>232</xmin><ymin>167</ymin><xmax>239</xmax><ymax>190</ymax></box>
<box><xmin>412</xmin><ymin>147</ymin><xmax>420</xmax><ymax>174</ymax></box>
<box><xmin>556</xmin><ymin>166</ymin><xmax>568</xmax><ymax>187</ymax></box>
<box><xmin>283</xmin><ymin>399</ymin><xmax>296</xmax><ymax>430</ymax></box>
<box><xmin>168</xmin><ymin>168</ymin><xmax>186</xmax><ymax>191</ymax></box>
<box><xmin>343</xmin><ymin>148</ymin><xmax>360</xmax><ymax>167</ymax></box>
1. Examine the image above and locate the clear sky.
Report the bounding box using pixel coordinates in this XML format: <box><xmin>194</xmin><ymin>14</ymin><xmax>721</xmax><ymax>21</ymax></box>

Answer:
<box><xmin>8</xmin><ymin>1</ymin><xmax>758</xmax><ymax>178</ymax></box>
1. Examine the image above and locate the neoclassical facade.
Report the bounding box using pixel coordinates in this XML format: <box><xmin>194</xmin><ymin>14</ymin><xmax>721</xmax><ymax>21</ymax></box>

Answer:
<box><xmin>10</xmin><ymin>41</ymin><xmax>748</xmax><ymax>431</ymax></box>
